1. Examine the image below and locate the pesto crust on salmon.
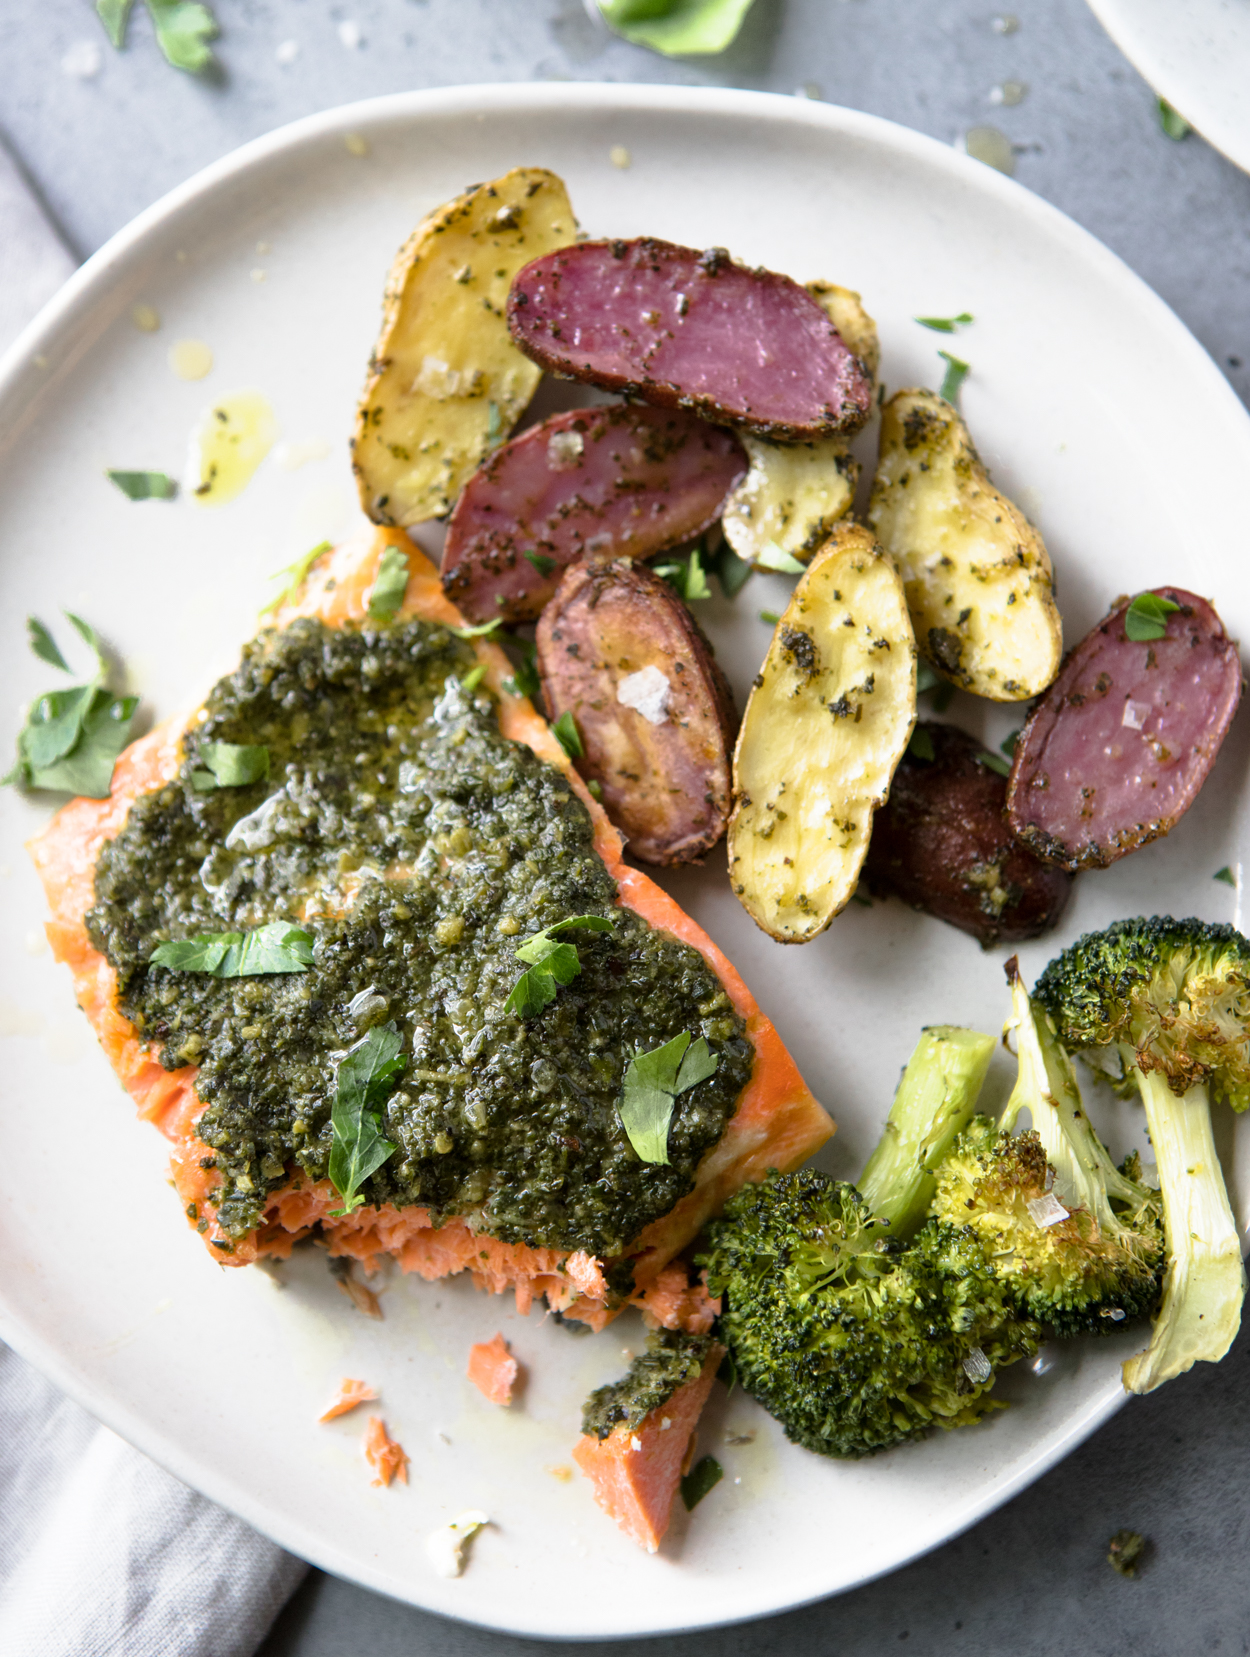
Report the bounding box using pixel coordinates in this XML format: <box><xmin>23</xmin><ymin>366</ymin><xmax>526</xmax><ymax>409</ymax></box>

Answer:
<box><xmin>29</xmin><ymin>529</ymin><xmax>832</xmax><ymax>1328</ymax></box>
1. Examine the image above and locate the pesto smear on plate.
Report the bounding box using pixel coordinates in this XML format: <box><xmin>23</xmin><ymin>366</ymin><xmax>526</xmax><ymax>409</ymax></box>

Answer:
<box><xmin>87</xmin><ymin>616</ymin><xmax>751</xmax><ymax>1264</ymax></box>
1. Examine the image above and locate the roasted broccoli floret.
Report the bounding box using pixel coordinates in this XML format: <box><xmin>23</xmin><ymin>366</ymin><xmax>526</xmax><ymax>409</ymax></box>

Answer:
<box><xmin>930</xmin><ymin>963</ymin><xmax>1164</xmax><ymax>1337</ymax></box>
<box><xmin>701</xmin><ymin>1027</ymin><xmax>1040</xmax><ymax>1459</ymax></box>
<box><xmin>1034</xmin><ymin>916</ymin><xmax>1250</xmax><ymax>1393</ymax></box>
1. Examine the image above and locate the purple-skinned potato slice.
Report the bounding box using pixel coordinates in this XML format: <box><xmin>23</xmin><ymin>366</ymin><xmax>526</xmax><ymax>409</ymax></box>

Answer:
<box><xmin>441</xmin><ymin>403</ymin><xmax>746</xmax><ymax>624</ymax></box>
<box><xmin>1006</xmin><ymin>587</ymin><xmax>1242</xmax><ymax>871</ymax></box>
<box><xmin>865</xmin><ymin>722</ymin><xmax>1073</xmax><ymax>946</ymax></box>
<box><xmin>536</xmin><ymin>558</ymin><xmax>737</xmax><ymax>865</ymax></box>
<box><xmin>507</xmin><ymin>238</ymin><xmax>874</xmax><ymax>442</ymax></box>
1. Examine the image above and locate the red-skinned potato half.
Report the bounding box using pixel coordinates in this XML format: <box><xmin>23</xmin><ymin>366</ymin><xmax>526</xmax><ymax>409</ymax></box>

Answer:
<box><xmin>864</xmin><ymin>722</ymin><xmax>1073</xmax><ymax>946</ymax></box>
<box><xmin>1006</xmin><ymin>587</ymin><xmax>1242</xmax><ymax>871</ymax></box>
<box><xmin>441</xmin><ymin>404</ymin><xmax>746</xmax><ymax>624</ymax></box>
<box><xmin>507</xmin><ymin>238</ymin><xmax>874</xmax><ymax>442</ymax></box>
<box><xmin>537</xmin><ymin>558</ymin><xmax>737</xmax><ymax>865</ymax></box>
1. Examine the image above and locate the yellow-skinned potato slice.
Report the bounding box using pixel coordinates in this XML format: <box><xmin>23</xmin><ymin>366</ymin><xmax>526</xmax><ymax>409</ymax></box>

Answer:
<box><xmin>866</xmin><ymin>389</ymin><xmax>1062</xmax><ymax>701</ymax></box>
<box><xmin>353</xmin><ymin>168</ymin><xmax>577</xmax><ymax>526</ymax></box>
<box><xmin>721</xmin><ymin>435</ymin><xmax>859</xmax><ymax>566</ymax></box>
<box><xmin>729</xmin><ymin>523</ymin><xmax>917</xmax><ymax>943</ymax></box>
<box><xmin>720</xmin><ymin>281</ymin><xmax>878</xmax><ymax>567</ymax></box>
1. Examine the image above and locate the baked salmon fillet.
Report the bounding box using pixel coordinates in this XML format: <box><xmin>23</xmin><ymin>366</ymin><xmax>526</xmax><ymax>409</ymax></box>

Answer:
<box><xmin>29</xmin><ymin>528</ymin><xmax>832</xmax><ymax>1328</ymax></box>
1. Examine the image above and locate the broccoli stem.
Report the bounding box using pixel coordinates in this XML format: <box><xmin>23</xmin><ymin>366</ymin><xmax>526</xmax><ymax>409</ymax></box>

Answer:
<box><xmin>1121</xmin><ymin>1068</ymin><xmax>1245</xmax><ymax>1394</ymax></box>
<box><xmin>859</xmin><ymin>1025</ymin><xmax>995</xmax><ymax>1238</ymax></box>
<box><xmin>1000</xmin><ymin>972</ymin><xmax>1146</xmax><ymax>1244</ymax></box>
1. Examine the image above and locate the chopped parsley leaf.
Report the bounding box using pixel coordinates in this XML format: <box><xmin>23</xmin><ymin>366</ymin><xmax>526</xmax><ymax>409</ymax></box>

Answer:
<box><xmin>190</xmin><ymin>741</ymin><xmax>269</xmax><ymax>792</ymax></box>
<box><xmin>260</xmin><ymin>540</ymin><xmax>331</xmax><ymax>617</ymax></box>
<box><xmin>756</xmin><ymin>539</ymin><xmax>806</xmax><ymax>575</ymax></box>
<box><xmin>1124</xmin><ymin>592</ymin><xmax>1180</xmax><ymax>642</ymax></box>
<box><xmin>1214</xmin><ymin>866</ymin><xmax>1238</xmax><ymax>887</ymax></box>
<box><xmin>937</xmin><ymin>351</ymin><xmax>970</xmax><ymax>403</ymax></box>
<box><xmin>150</xmin><ymin>922</ymin><xmax>314</xmax><ymax>977</ymax></box>
<box><xmin>328</xmin><ymin>1023</ymin><xmax>404</xmax><ymax>1215</ymax></box>
<box><xmin>504</xmin><ymin>915</ymin><xmax>614</xmax><ymax>1019</ymax></box>
<box><xmin>524</xmin><ymin>551</ymin><xmax>557</xmax><ymax>578</ymax></box>
<box><xmin>367</xmin><ymin>545</ymin><xmax>410</xmax><ymax>621</ymax></box>
<box><xmin>552</xmin><ymin>709</ymin><xmax>583</xmax><ymax>760</ymax></box>
<box><xmin>107</xmin><ymin>469</ymin><xmax>177</xmax><ymax>501</ymax></box>
<box><xmin>619</xmin><ymin>1030</ymin><xmax>719</xmax><ymax>1165</ymax></box>
<box><xmin>680</xmin><ymin>1454</ymin><xmax>724</xmax><ymax>1511</ymax></box>
<box><xmin>916</xmin><ymin>312</ymin><xmax>974</xmax><ymax>333</ymax></box>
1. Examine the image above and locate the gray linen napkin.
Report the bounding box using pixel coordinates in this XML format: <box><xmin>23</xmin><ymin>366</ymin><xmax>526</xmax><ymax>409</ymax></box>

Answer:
<box><xmin>0</xmin><ymin>134</ymin><xmax>308</xmax><ymax>1656</ymax></box>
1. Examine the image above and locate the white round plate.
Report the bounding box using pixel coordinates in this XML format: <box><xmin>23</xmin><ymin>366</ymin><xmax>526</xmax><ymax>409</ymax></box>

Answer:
<box><xmin>1087</xmin><ymin>0</ymin><xmax>1250</xmax><ymax>175</ymax></box>
<box><xmin>1</xmin><ymin>84</ymin><xmax>1249</xmax><ymax>1640</ymax></box>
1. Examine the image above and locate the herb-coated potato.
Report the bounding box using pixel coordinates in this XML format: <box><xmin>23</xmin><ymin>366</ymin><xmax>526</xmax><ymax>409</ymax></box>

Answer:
<box><xmin>866</xmin><ymin>389</ymin><xmax>1062</xmax><ymax>702</ymax></box>
<box><xmin>537</xmin><ymin>559</ymin><xmax>737</xmax><ymax>866</ymax></box>
<box><xmin>353</xmin><ymin>168</ymin><xmax>577</xmax><ymax>526</ymax></box>
<box><xmin>865</xmin><ymin>721</ymin><xmax>1073</xmax><ymax>946</ymax></box>
<box><xmin>728</xmin><ymin>523</ymin><xmax>917</xmax><ymax>942</ymax></box>
<box><xmin>720</xmin><ymin>281</ymin><xmax>878</xmax><ymax>569</ymax></box>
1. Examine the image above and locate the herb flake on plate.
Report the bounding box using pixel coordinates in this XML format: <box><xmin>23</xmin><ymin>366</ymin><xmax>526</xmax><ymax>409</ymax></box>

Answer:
<box><xmin>596</xmin><ymin>0</ymin><xmax>758</xmax><ymax>57</ymax></box>
<box><xmin>367</xmin><ymin>545</ymin><xmax>410</xmax><ymax>621</ymax></box>
<box><xmin>3</xmin><ymin>612</ymin><xmax>138</xmax><ymax>799</ymax></box>
<box><xmin>916</xmin><ymin>312</ymin><xmax>973</xmax><ymax>333</ymax></box>
<box><xmin>97</xmin><ymin>0</ymin><xmax>219</xmax><ymax>74</ymax></box>
<box><xmin>937</xmin><ymin>351</ymin><xmax>970</xmax><ymax>403</ymax></box>
<box><xmin>107</xmin><ymin>468</ymin><xmax>177</xmax><ymax>501</ymax></box>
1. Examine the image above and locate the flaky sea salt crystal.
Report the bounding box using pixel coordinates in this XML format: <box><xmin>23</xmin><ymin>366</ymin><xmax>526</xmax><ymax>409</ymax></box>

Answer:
<box><xmin>617</xmin><ymin>665</ymin><xmax>671</xmax><ymax>726</ymax></box>
<box><xmin>1026</xmin><ymin>1191</ymin><xmax>1070</xmax><ymax>1229</ymax></box>
<box><xmin>1122</xmin><ymin>699</ymin><xmax>1150</xmax><ymax>730</ymax></box>
<box><xmin>963</xmin><ymin>1347</ymin><xmax>993</xmax><ymax>1384</ymax></box>
<box><xmin>547</xmin><ymin>429</ymin><xmax>584</xmax><ymax>470</ymax></box>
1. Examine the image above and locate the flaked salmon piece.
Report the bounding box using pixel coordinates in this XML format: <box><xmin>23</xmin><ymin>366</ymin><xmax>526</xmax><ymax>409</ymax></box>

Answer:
<box><xmin>319</xmin><ymin>1378</ymin><xmax>378</xmax><ymax>1422</ymax></box>
<box><xmin>467</xmin><ymin>1333</ymin><xmax>519</xmax><ymax>1406</ymax></box>
<box><xmin>573</xmin><ymin>1342</ymin><xmax>725</xmax><ymax>1553</ymax></box>
<box><xmin>29</xmin><ymin>527</ymin><xmax>834</xmax><ymax>1324</ymax></box>
<box><xmin>633</xmin><ymin>1262</ymin><xmax>720</xmax><ymax>1337</ymax></box>
<box><xmin>363</xmin><ymin>1416</ymin><xmax>409</xmax><ymax>1487</ymax></box>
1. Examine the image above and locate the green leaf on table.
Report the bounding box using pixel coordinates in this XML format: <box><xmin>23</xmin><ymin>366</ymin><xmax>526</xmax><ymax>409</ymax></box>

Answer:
<box><xmin>260</xmin><ymin>541</ymin><xmax>331</xmax><ymax>617</ymax></box>
<box><xmin>1001</xmin><ymin>729</ymin><xmax>1020</xmax><ymax>759</ymax></box>
<box><xmin>1124</xmin><ymin>592</ymin><xmax>1180</xmax><ymax>642</ymax></box>
<box><xmin>756</xmin><ymin>539</ymin><xmax>806</xmax><ymax>576</ymax></box>
<box><xmin>937</xmin><ymin>351</ymin><xmax>970</xmax><ymax>403</ymax></box>
<box><xmin>759</xmin><ymin>610</ymin><xmax>780</xmax><ymax>626</ymax></box>
<box><xmin>329</xmin><ymin>1022</ymin><xmax>404</xmax><ymax>1215</ymax></box>
<box><xmin>552</xmin><ymin>710</ymin><xmax>583</xmax><ymax>760</ymax></box>
<box><xmin>908</xmin><ymin>726</ymin><xmax>935</xmax><ymax>762</ymax></box>
<box><xmin>504</xmin><ymin>915</ymin><xmax>614</xmax><ymax>1020</ymax></box>
<box><xmin>1157</xmin><ymin>98</ymin><xmax>1192</xmax><ymax>141</ymax></box>
<box><xmin>150</xmin><ymin>921</ymin><xmax>314</xmax><ymax>977</ymax></box>
<box><xmin>1214</xmin><ymin>866</ymin><xmax>1238</xmax><ymax>888</ymax></box>
<box><xmin>27</xmin><ymin>618</ymin><xmax>70</xmax><ymax>673</ymax></box>
<box><xmin>367</xmin><ymin>545</ymin><xmax>410</xmax><ymax>621</ymax></box>
<box><xmin>25</xmin><ymin>692</ymin><xmax>139</xmax><ymax>797</ymax></box>
<box><xmin>619</xmin><ymin>1030</ymin><xmax>719</xmax><ymax>1165</ymax></box>
<box><xmin>108</xmin><ymin>469</ymin><xmax>177</xmax><ymax>501</ymax></box>
<box><xmin>597</xmin><ymin>0</ymin><xmax>758</xmax><ymax>56</ymax></box>
<box><xmin>190</xmin><ymin>741</ymin><xmax>270</xmax><ymax>792</ymax></box>
<box><xmin>147</xmin><ymin>0</ymin><xmax>218</xmax><ymax>73</ymax></box>
<box><xmin>978</xmin><ymin>750</ymin><xmax>1011</xmax><ymax>778</ymax></box>
<box><xmin>915</xmin><ymin>313</ymin><xmax>973</xmax><ymax>333</ymax></box>
<box><xmin>680</xmin><ymin>1455</ymin><xmax>723</xmax><ymax>1511</ymax></box>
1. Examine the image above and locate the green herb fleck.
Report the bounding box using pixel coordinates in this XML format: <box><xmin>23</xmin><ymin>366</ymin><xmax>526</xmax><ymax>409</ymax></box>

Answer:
<box><xmin>759</xmin><ymin>610</ymin><xmax>780</xmax><ymax>626</ymax></box>
<box><xmin>367</xmin><ymin>545</ymin><xmax>410</xmax><ymax>621</ymax></box>
<box><xmin>96</xmin><ymin>0</ymin><xmax>132</xmax><ymax>47</ymax></box>
<box><xmin>150</xmin><ymin>922</ymin><xmax>314</xmax><ymax>977</ymax></box>
<box><xmin>3</xmin><ymin>612</ymin><xmax>138</xmax><ymax>799</ymax></box>
<box><xmin>979</xmin><ymin>750</ymin><xmax>1011</xmax><ymax>778</ymax></box>
<box><xmin>1124</xmin><ymin>591</ymin><xmax>1180</xmax><ymax>642</ymax></box>
<box><xmin>486</xmin><ymin>400</ymin><xmax>503</xmax><ymax>448</ymax></box>
<box><xmin>1107</xmin><ymin>1528</ymin><xmax>1147</xmax><ymax>1577</ymax></box>
<box><xmin>190</xmin><ymin>741</ymin><xmax>269</xmax><ymax>792</ymax></box>
<box><xmin>261</xmin><ymin>541</ymin><xmax>331</xmax><ymax>617</ymax></box>
<box><xmin>938</xmin><ymin>351</ymin><xmax>970</xmax><ymax>403</ymax></box>
<box><xmin>449</xmin><ymin>618</ymin><xmax>502</xmax><ymax>639</ymax></box>
<box><xmin>502</xmin><ymin>640</ymin><xmax>542</xmax><ymax>702</ymax></box>
<box><xmin>504</xmin><ymin>915</ymin><xmax>614</xmax><ymax>1019</ymax></box>
<box><xmin>711</xmin><ymin>541</ymin><xmax>753</xmax><ymax>599</ymax></box>
<box><xmin>656</xmin><ymin>544</ymin><xmax>712</xmax><ymax>601</ymax></box>
<box><xmin>620</xmin><ymin>1030</ymin><xmax>718</xmax><ymax>1165</ymax></box>
<box><xmin>680</xmin><ymin>1455</ymin><xmax>724</xmax><ymax>1511</ymax></box>
<box><xmin>460</xmin><ymin>664</ymin><xmax>487</xmax><ymax>693</ymax></box>
<box><xmin>524</xmin><ymin>551</ymin><xmax>557</xmax><ymax>579</ymax></box>
<box><xmin>328</xmin><ymin>1022</ymin><xmax>404</xmax><ymax>1216</ymax></box>
<box><xmin>597</xmin><ymin>0</ymin><xmax>757</xmax><ymax>57</ymax></box>
<box><xmin>587</xmin><ymin>778</ymin><xmax>603</xmax><ymax>800</ymax></box>
<box><xmin>552</xmin><ymin>710</ymin><xmax>583</xmax><ymax>760</ymax></box>
<box><xmin>1001</xmin><ymin>730</ymin><xmax>1020</xmax><ymax>759</ymax></box>
<box><xmin>916</xmin><ymin>312</ymin><xmax>973</xmax><ymax>333</ymax></box>
<box><xmin>756</xmin><ymin>539</ymin><xmax>806</xmax><ymax>575</ymax></box>
<box><xmin>98</xmin><ymin>0</ymin><xmax>218</xmax><ymax>73</ymax></box>
<box><xmin>908</xmin><ymin>726</ymin><xmax>935</xmax><ymax>762</ymax></box>
<box><xmin>1215</xmin><ymin>866</ymin><xmax>1238</xmax><ymax>887</ymax></box>
<box><xmin>107</xmin><ymin>469</ymin><xmax>177</xmax><ymax>501</ymax></box>
<box><xmin>1157</xmin><ymin>98</ymin><xmax>1191</xmax><ymax>141</ymax></box>
<box><xmin>915</xmin><ymin>659</ymin><xmax>955</xmax><ymax>712</ymax></box>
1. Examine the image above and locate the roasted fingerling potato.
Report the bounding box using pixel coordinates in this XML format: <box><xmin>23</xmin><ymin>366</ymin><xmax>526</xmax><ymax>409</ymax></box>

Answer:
<box><xmin>728</xmin><ymin>523</ymin><xmax>917</xmax><ymax>942</ymax></box>
<box><xmin>867</xmin><ymin>389</ymin><xmax>1062</xmax><ymax>701</ymax></box>
<box><xmin>353</xmin><ymin>167</ymin><xmax>577</xmax><ymax>526</ymax></box>
<box><xmin>537</xmin><ymin>559</ymin><xmax>737</xmax><ymax>866</ymax></box>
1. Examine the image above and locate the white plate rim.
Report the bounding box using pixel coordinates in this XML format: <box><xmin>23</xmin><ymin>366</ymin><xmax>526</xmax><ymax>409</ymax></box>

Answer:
<box><xmin>1</xmin><ymin>80</ymin><xmax>1248</xmax><ymax>1636</ymax></box>
<box><xmin>1086</xmin><ymin>0</ymin><xmax>1250</xmax><ymax>177</ymax></box>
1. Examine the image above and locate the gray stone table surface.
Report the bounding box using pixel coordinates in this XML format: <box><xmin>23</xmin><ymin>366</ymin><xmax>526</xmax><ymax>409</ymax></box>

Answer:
<box><xmin>4</xmin><ymin>2</ymin><xmax>1250</xmax><ymax>1653</ymax></box>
